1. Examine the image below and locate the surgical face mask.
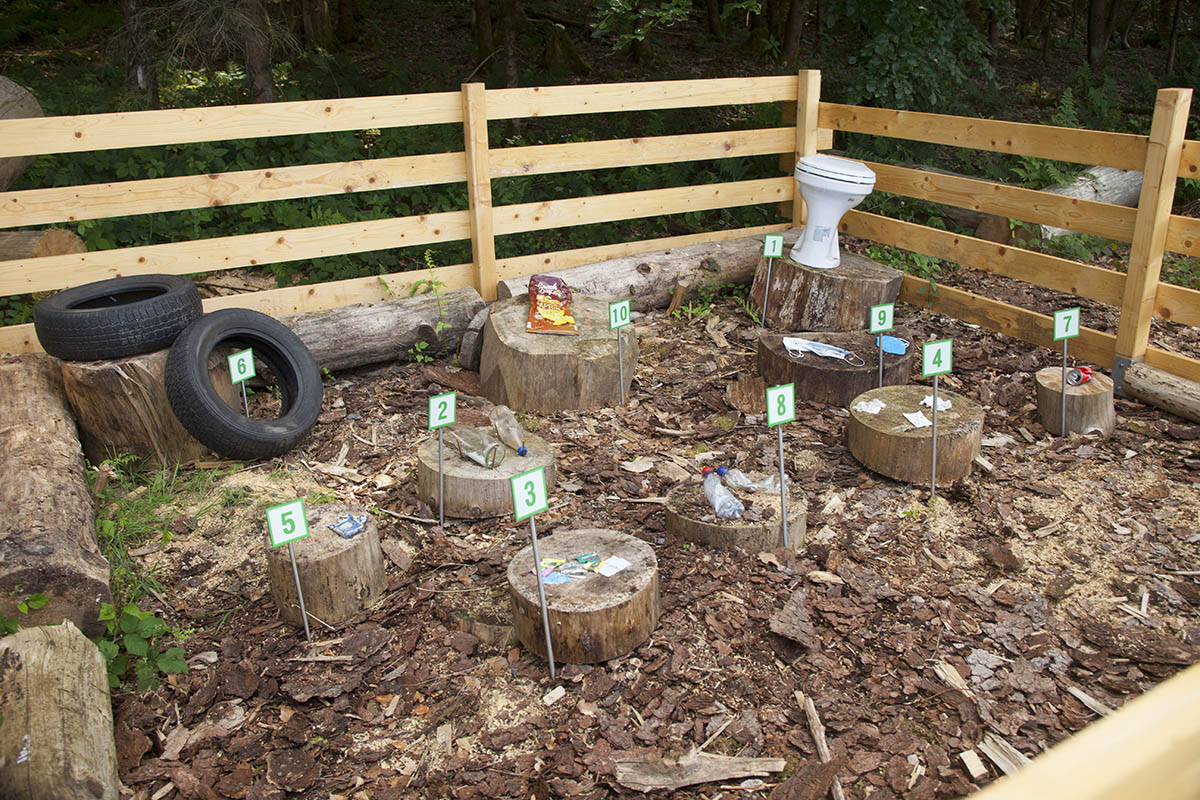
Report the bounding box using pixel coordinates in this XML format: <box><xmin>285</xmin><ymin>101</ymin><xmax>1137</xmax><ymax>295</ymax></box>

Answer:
<box><xmin>878</xmin><ymin>335</ymin><xmax>908</xmax><ymax>355</ymax></box>
<box><xmin>782</xmin><ymin>337</ymin><xmax>866</xmax><ymax>366</ymax></box>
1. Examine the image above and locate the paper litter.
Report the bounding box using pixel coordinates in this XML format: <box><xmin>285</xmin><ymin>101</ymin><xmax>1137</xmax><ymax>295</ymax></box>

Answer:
<box><xmin>853</xmin><ymin>398</ymin><xmax>886</xmax><ymax>414</ymax></box>
<box><xmin>921</xmin><ymin>395</ymin><xmax>952</xmax><ymax>411</ymax></box>
<box><xmin>903</xmin><ymin>410</ymin><xmax>932</xmax><ymax>428</ymax></box>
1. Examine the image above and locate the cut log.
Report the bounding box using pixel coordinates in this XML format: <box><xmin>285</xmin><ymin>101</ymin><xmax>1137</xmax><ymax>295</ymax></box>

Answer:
<box><xmin>280</xmin><ymin>286</ymin><xmax>486</xmax><ymax>371</ymax></box>
<box><xmin>1034</xmin><ymin>366</ymin><xmax>1115</xmax><ymax>436</ymax></box>
<box><xmin>480</xmin><ymin>294</ymin><xmax>637</xmax><ymax>412</ymax></box>
<box><xmin>507</xmin><ymin>529</ymin><xmax>659</xmax><ymax>664</ymax></box>
<box><xmin>0</xmin><ymin>355</ymin><xmax>110</xmax><ymax>636</ymax></box>
<box><xmin>266</xmin><ymin>503</ymin><xmax>385</xmax><ymax>629</ymax></box>
<box><xmin>0</xmin><ymin>229</ymin><xmax>87</xmax><ymax>263</ymax></box>
<box><xmin>457</xmin><ymin>305</ymin><xmax>491</xmax><ymax>372</ymax></box>
<box><xmin>750</xmin><ymin>250</ymin><xmax>903</xmax><ymax>331</ymax></box>
<box><xmin>1124</xmin><ymin>361</ymin><xmax>1200</xmax><ymax>424</ymax></box>
<box><xmin>757</xmin><ymin>329</ymin><xmax>914</xmax><ymax>406</ymax></box>
<box><xmin>1040</xmin><ymin>166</ymin><xmax>1142</xmax><ymax>238</ymax></box>
<box><xmin>61</xmin><ymin>348</ymin><xmax>239</xmax><ymax>468</ymax></box>
<box><xmin>665</xmin><ymin>481</ymin><xmax>807</xmax><ymax>552</ymax></box>
<box><xmin>0</xmin><ymin>622</ymin><xmax>119</xmax><ymax>800</ymax></box>
<box><xmin>495</xmin><ymin>235</ymin><xmax>777</xmax><ymax>311</ymax></box>
<box><xmin>415</xmin><ymin>428</ymin><xmax>556</xmax><ymax>518</ymax></box>
<box><xmin>846</xmin><ymin>385</ymin><xmax>985</xmax><ymax>485</ymax></box>
<box><xmin>614</xmin><ymin>749</ymin><xmax>786</xmax><ymax>793</ymax></box>
<box><xmin>0</xmin><ymin>76</ymin><xmax>43</xmax><ymax>192</ymax></box>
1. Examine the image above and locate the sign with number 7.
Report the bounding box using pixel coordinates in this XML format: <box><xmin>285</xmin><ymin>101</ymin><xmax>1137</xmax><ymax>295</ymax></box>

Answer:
<box><xmin>265</xmin><ymin>499</ymin><xmax>309</xmax><ymax>547</ymax></box>
<box><xmin>1053</xmin><ymin>307</ymin><xmax>1081</xmax><ymax>341</ymax></box>
<box><xmin>765</xmin><ymin>383</ymin><xmax>795</xmax><ymax>427</ymax></box>
<box><xmin>428</xmin><ymin>392</ymin><xmax>456</xmax><ymax>430</ymax></box>
<box><xmin>511</xmin><ymin>466</ymin><xmax>549</xmax><ymax>522</ymax></box>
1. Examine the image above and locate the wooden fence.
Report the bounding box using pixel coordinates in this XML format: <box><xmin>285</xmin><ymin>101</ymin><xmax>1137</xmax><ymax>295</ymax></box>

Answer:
<box><xmin>0</xmin><ymin>72</ymin><xmax>1197</xmax><ymax>385</ymax></box>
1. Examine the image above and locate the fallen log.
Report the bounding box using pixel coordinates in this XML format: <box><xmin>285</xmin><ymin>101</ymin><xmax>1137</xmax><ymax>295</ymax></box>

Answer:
<box><xmin>1124</xmin><ymin>362</ymin><xmax>1200</xmax><ymax>424</ymax></box>
<box><xmin>0</xmin><ymin>621</ymin><xmax>119</xmax><ymax>800</ymax></box>
<box><xmin>0</xmin><ymin>229</ymin><xmax>87</xmax><ymax>262</ymax></box>
<box><xmin>0</xmin><ymin>355</ymin><xmax>111</xmax><ymax>636</ymax></box>
<box><xmin>280</xmin><ymin>286</ymin><xmax>486</xmax><ymax>371</ymax></box>
<box><xmin>1040</xmin><ymin>166</ymin><xmax>1141</xmax><ymax>239</ymax></box>
<box><xmin>614</xmin><ymin>748</ymin><xmax>786</xmax><ymax>793</ymax></box>
<box><xmin>0</xmin><ymin>76</ymin><xmax>43</xmax><ymax>192</ymax></box>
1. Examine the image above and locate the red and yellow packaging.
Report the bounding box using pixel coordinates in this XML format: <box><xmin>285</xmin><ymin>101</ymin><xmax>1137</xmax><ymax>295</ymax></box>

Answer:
<box><xmin>526</xmin><ymin>274</ymin><xmax>578</xmax><ymax>335</ymax></box>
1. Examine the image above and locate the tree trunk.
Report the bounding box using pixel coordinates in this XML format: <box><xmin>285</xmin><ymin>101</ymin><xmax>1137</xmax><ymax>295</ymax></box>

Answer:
<box><xmin>1124</xmin><ymin>362</ymin><xmax>1200</xmax><ymax>423</ymax></box>
<box><xmin>0</xmin><ymin>355</ymin><xmax>112</xmax><ymax>637</ymax></box>
<box><xmin>120</xmin><ymin>0</ymin><xmax>158</xmax><ymax>108</ymax></box>
<box><xmin>1165</xmin><ymin>0</ymin><xmax>1182</xmax><ymax>74</ymax></box>
<box><xmin>336</xmin><ymin>0</ymin><xmax>358</xmax><ymax>41</ymax></box>
<box><xmin>243</xmin><ymin>0</ymin><xmax>276</xmax><ymax>103</ymax></box>
<box><xmin>416</xmin><ymin>429</ymin><xmax>556</xmax><ymax>518</ymax></box>
<box><xmin>781</xmin><ymin>0</ymin><xmax>809</xmax><ymax>67</ymax></box>
<box><xmin>1087</xmin><ymin>0</ymin><xmax>1117</xmax><ymax>68</ymax></box>
<box><xmin>0</xmin><ymin>622</ymin><xmax>119</xmax><ymax>800</ymax></box>
<box><xmin>301</xmin><ymin>0</ymin><xmax>334</xmax><ymax>49</ymax></box>
<box><xmin>473</xmin><ymin>0</ymin><xmax>495</xmax><ymax>63</ymax></box>
<box><xmin>750</xmin><ymin>250</ymin><xmax>904</xmax><ymax>332</ymax></box>
<box><xmin>499</xmin><ymin>0</ymin><xmax>522</xmax><ymax>133</ymax></box>
<box><xmin>1034</xmin><ymin>367</ymin><xmax>1116</xmax><ymax>436</ymax></box>
<box><xmin>0</xmin><ymin>76</ymin><xmax>42</xmax><ymax>192</ymax></box>
<box><xmin>0</xmin><ymin>229</ymin><xmax>86</xmax><ymax>262</ymax></box>
<box><xmin>706</xmin><ymin>0</ymin><xmax>723</xmax><ymax>39</ymax></box>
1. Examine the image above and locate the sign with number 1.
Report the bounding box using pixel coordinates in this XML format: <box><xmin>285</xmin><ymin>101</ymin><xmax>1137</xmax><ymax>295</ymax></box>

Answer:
<box><xmin>608</xmin><ymin>299</ymin><xmax>632</xmax><ymax>330</ymax></box>
<box><xmin>266</xmin><ymin>499</ymin><xmax>309</xmax><ymax>547</ymax></box>
<box><xmin>228</xmin><ymin>348</ymin><xmax>255</xmax><ymax>385</ymax></box>
<box><xmin>923</xmin><ymin>339</ymin><xmax>953</xmax><ymax>378</ymax></box>
<box><xmin>428</xmin><ymin>392</ymin><xmax>456</xmax><ymax>430</ymax></box>
<box><xmin>511</xmin><ymin>467</ymin><xmax>549</xmax><ymax>522</ymax></box>
<box><xmin>766</xmin><ymin>383</ymin><xmax>795</xmax><ymax>427</ymax></box>
<box><xmin>1054</xmin><ymin>307</ymin><xmax>1081</xmax><ymax>341</ymax></box>
<box><xmin>763</xmin><ymin>234</ymin><xmax>785</xmax><ymax>259</ymax></box>
<box><xmin>869</xmin><ymin>303</ymin><xmax>894</xmax><ymax>334</ymax></box>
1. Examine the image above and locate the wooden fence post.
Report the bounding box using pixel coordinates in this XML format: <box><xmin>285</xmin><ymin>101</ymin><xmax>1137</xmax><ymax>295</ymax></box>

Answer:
<box><xmin>462</xmin><ymin>82</ymin><xmax>498</xmax><ymax>301</ymax></box>
<box><xmin>1112</xmin><ymin>87</ymin><xmax>1192</xmax><ymax>392</ymax></box>
<box><xmin>791</xmin><ymin>70</ymin><xmax>822</xmax><ymax>228</ymax></box>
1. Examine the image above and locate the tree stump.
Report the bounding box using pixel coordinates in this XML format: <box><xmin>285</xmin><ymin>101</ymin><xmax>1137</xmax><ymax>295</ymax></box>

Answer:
<box><xmin>0</xmin><ymin>229</ymin><xmax>87</xmax><ymax>263</ymax></box>
<box><xmin>480</xmin><ymin>294</ymin><xmax>638</xmax><ymax>413</ymax></box>
<box><xmin>749</xmin><ymin>250</ymin><xmax>902</xmax><ymax>331</ymax></box>
<box><xmin>60</xmin><ymin>348</ymin><xmax>239</xmax><ymax>468</ymax></box>
<box><xmin>415</xmin><ymin>429</ymin><xmax>556</xmax><ymax>518</ymax></box>
<box><xmin>0</xmin><ymin>622</ymin><xmax>119</xmax><ymax>800</ymax></box>
<box><xmin>1035</xmin><ymin>367</ymin><xmax>1115</xmax><ymax>436</ymax></box>
<box><xmin>507</xmin><ymin>529</ymin><xmax>659</xmax><ymax>664</ymax></box>
<box><xmin>266</xmin><ymin>503</ymin><xmax>385</xmax><ymax>629</ymax></box>
<box><xmin>757</xmin><ymin>329</ymin><xmax>914</xmax><ymax>406</ymax></box>
<box><xmin>0</xmin><ymin>355</ymin><xmax>111</xmax><ymax>636</ymax></box>
<box><xmin>846</xmin><ymin>385</ymin><xmax>985</xmax><ymax>485</ymax></box>
<box><xmin>664</xmin><ymin>481</ymin><xmax>807</xmax><ymax>552</ymax></box>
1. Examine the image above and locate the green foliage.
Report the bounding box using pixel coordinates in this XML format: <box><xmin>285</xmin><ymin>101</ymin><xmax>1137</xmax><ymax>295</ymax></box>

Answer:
<box><xmin>590</xmin><ymin>0</ymin><xmax>691</xmax><ymax>51</ymax></box>
<box><xmin>0</xmin><ymin>593</ymin><xmax>50</xmax><ymax>636</ymax></box>
<box><xmin>93</xmin><ymin>603</ymin><xmax>188</xmax><ymax>692</ymax></box>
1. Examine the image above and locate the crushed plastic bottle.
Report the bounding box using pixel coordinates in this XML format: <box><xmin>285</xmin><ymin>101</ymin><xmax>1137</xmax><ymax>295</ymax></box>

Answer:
<box><xmin>701</xmin><ymin>466</ymin><xmax>744</xmax><ymax>519</ymax></box>
<box><xmin>716</xmin><ymin>465</ymin><xmax>789</xmax><ymax>494</ymax></box>
<box><xmin>445</xmin><ymin>425</ymin><xmax>506</xmax><ymax>469</ymax></box>
<box><xmin>489</xmin><ymin>405</ymin><xmax>528</xmax><ymax>455</ymax></box>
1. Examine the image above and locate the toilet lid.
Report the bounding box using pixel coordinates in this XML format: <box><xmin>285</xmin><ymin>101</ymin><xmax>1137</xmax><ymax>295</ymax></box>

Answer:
<box><xmin>795</xmin><ymin>154</ymin><xmax>876</xmax><ymax>185</ymax></box>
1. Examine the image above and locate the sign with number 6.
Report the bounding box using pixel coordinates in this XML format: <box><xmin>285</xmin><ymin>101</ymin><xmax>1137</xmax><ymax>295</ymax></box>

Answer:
<box><xmin>869</xmin><ymin>303</ymin><xmax>894</xmax><ymax>334</ymax></box>
<box><xmin>608</xmin><ymin>299</ymin><xmax>632</xmax><ymax>330</ymax></box>
<box><xmin>228</xmin><ymin>348</ymin><xmax>255</xmax><ymax>385</ymax></box>
<box><xmin>922</xmin><ymin>339</ymin><xmax>953</xmax><ymax>378</ymax></box>
<box><xmin>765</xmin><ymin>383</ymin><xmax>795</xmax><ymax>427</ymax></box>
<box><xmin>266</xmin><ymin>499</ymin><xmax>309</xmax><ymax>547</ymax></box>
<box><xmin>428</xmin><ymin>391</ymin><xmax>456</xmax><ymax>430</ymax></box>
<box><xmin>1053</xmin><ymin>307</ymin><xmax>1081</xmax><ymax>341</ymax></box>
<box><xmin>511</xmin><ymin>467</ymin><xmax>549</xmax><ymax>522</ymax></box>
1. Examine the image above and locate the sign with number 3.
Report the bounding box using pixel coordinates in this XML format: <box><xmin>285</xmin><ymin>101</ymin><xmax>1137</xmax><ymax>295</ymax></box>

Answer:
<box><xmin>765</xmin><ymin>383</ymin><xmax>795</xmax><ymax>427</ymax></box>
<box><xmin>511</xmin><ymin>467</ymin><xmax>549</xmax><ymax>522</ymax></box>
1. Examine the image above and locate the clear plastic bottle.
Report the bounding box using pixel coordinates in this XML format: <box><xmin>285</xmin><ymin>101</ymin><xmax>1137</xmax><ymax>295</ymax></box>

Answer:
<box><xmin>701</xmin><ymin>466</ymin><xmax>744</xmax><ymax>519</ymax></box>
<box><xmin>716</xmin><ymin>465</ymin><xmax>788</xmax><ymax>494</ymax></box>
<box><xmin>445</xmin><ymin>425</ymin><xmax>506</xmax><ymax>469</ymax></box>
<box><xmin>489</xmin><ymin>405</ymin><xmax>528</xmax><ymax>456</ymax></box>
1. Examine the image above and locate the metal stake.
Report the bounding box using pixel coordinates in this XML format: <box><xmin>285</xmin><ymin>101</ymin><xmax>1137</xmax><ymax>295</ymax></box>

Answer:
<box><xmin>777</xmin><ymin>424</ymin><xmax>788</xmax><ymax>548</ymax></box>
<box><xmin>241</xmin><ymin>383</ymin><xmax>250</xmax><ymax>417</ymax></box>
<box><xmin>931</xmin><ymin>375</ymin><xmax>939</xmax><ymax>503</ymax></box>
<box><xmin>761</xmin><ymin>257</ymin><xmax>774</xmax><ymax>323</ymax></box>
<box><xmin>288</xmin><ymin>542</ymin><xmax>311</xmax><ymax>642</ymax></box>
<box><xmin>438</xmin><ymin>428</ymin><xmax>445</xmax><ymax>528</ymax></box>
<box><xmin>877</xmin><ymin>337</ymin><xmax>884</xmax><ymax>388</ymax></box>
<box><xmin>528</xmin><ymin>516</ymin><xmax>556</xmax><ymax>680</ymax></box>
<box><xmin>1060</xmin><ymin>338</ymin><xmax>1068</xmax><ymax>437</ymax></box>
<box><xmin>617</xmin><ymin>333</ymin><xmax>625</xmax><ymax>406</ymax></box>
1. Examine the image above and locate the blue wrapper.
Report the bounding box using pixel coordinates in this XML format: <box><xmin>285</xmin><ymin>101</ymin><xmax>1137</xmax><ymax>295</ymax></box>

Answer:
<box><xmin>328</xmin><ymin>513</ymin><xmax>367</xmax><ymax>539</ymax></box>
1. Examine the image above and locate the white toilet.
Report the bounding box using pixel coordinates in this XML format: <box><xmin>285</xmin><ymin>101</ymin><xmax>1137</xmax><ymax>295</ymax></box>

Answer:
<box><xmin>790</xmin><ymin>154</ymin><xmax>876</xmax><ymax>269</ymax></box>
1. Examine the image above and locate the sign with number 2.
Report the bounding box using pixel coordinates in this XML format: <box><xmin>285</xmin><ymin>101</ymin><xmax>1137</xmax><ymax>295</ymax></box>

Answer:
<box><xmin>765</xmin><ymin>383</ymin><xmax>795</xmax><ymax>427</ymax></box>
<box><xmin>511</xmin><ymin>467</ymin><xmax>549</xmax><ymax>522</ymax></box>
<box><xmin>428</xmin><ymin>392</ymin><xmax>456</xmax><ymax>430</ymax></box>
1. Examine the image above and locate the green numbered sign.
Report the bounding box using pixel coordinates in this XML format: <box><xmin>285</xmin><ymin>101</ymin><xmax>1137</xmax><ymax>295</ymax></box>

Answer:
<box><xmin>428</xmin><ymin>391</ymin><xmax>456</xmax><ymax>430</ymax></box>
<box><xmin>266</xmin><ymin>499</ymin><xmax>309</xmax><ymax>547</ymax></box>
<box><xmin>765</xmin><ymin>383</ymin><xmax>796</xmax><ymax>427</ymax></box>
<box><xmin>608</xmin><ymin>299</ymin><xmax>632</xmax><ymax>330</ymax></box>
<box><xmin>228</xmin><ymin>348</ymin><xmax>255</xmax><ymax>385</ymax></box>
<box><xmin>922</xmin><ymin>339</ymin><xmax>953</xmax><ymax>378</ymax></box>
<box><xmin>763</xmin><ymin>234</ymin><xmax>785</xmax><ymax>259</ymax></box>
<box><xmin>1053</xmin><ymin>307</ymin><xmax>1081</xmax><ymax>341</ymax></box>
<box><xmin>869</xmin><ymin>303</ymin><xmax>895</xmax><ymax>334</ymax></box>
<box><xmin>511</xmin><ymin>466</ymin><xmax>549</xmax><ymax>523</ymax></box>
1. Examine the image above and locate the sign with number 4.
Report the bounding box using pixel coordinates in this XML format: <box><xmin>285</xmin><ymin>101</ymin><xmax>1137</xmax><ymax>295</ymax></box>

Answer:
<box><xmin>763</xmin><ymin>234</ymin><xmax>785</xmax><ymax>259</ymax></box>
<box><xmin>428</xmin><ymin>391</ymin><xmax>456</xmax><ymax>430</ymax></box>
<box><xmin>266</xmin><ymin>499</ymin><xmax>309</xmax><ymax>548</ymax></box>
<box><xmin>511</xmin><ymin>467</ymin><xmax>549</xmax><ymax>522</ymax></box>
<box><xmin>228</xmin><ymin>348</ymin><xmax>255</xmax><ymax>385</ymax></box>
<box><xmin>869</xmin><ymin>303</ymin><xmax>894</xmax><ymax>334</ymax></box>
<box><xmin>923</xmin><ymin>339</ymin><xmax>953</xmax><ymax>378</ymax></box>
<box><xmin>1054</xmin><ymin>307</ymin><xmax>1081</xmax><ymax>341</ymax></box>
<box><xmin>766</xmin><ymin>383</ymin><xmax>795</xmax><ymax>427</ymax></box>
<box><xmin>608</xmin><ymin>299</ymin><xmax>632</xmax><ymax>330</ymax></box>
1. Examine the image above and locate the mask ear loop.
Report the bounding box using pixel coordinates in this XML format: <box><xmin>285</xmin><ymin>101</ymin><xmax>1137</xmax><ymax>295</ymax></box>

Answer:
<box><xmin>842</xmin><ymin>351</ymin><xmax>866</xmax><ymax>367</ymax></box>
<box><xmin>784</xmin><ymin>344</ymin><xmax>806</xmax><ymax>359</ymax></box>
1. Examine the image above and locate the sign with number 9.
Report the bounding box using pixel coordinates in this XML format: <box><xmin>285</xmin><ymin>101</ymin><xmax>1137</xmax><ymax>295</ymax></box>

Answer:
<box><xmin>1053</xmin><ymin>307</ymin><xmax>1081</xmax><ymax>341</ymax></box>
<box><xmin>228</xmin><ymin>348</ymin><xmax>255</xmax><ymax>385</ymax></box>
<box><xmin>922</xmin><ymin>339</ymin><xmax>953</xmax><ymax>378</ymax></box>
<box><xmin>765</xmin><ymin>383</ymin><xmax>795</xmax><ymax>427</ymax></box>
<box><xmin>869</xmin><ymin>303</ymin><xmax>894</xmax><ymax>334</ymax></box>
<box><xmin>428</xmin><ymin>392</ymin><xmax>456</xmax><ymax>430</ymax></box>
<box><xmin>511</xmin><ymin>467</ymin><xmax>549</xmax><ymax>522</ymax></box>
<box><xmin>608</xmin><ymin>299</ymin><xmax>632</xmax><ymax>330</ymax></box>
<box><xmin>266</xmin><ymin>499</ymin><xmax>309</xmax><ymax>547</ymax></box>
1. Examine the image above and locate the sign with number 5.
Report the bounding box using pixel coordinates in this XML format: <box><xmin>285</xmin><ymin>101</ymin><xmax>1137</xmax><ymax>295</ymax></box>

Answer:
<box><xmin>511</xmin><ymin>467</ymin><xmax>549</xmax><ymax>522</ymax></box>
<box><xmin>765</xmin><ymin>383</ymin><xmax>795</xmax><ymax>427</ymax></box>
<box><xmin>266</xmin><ymin>499</ymin><xmax>309</xmax><ymax>547</ymax></box>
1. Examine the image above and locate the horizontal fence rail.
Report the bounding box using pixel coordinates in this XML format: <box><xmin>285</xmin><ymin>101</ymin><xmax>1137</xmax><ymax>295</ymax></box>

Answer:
<box><xmin>0</xmin><ymin>73</ymin><xmax>1196</xmax><ymax>386</ymax></box>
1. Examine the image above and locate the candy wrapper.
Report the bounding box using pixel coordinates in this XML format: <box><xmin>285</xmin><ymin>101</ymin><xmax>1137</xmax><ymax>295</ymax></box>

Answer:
<box><xmin>527</xmin><ymin>274</ymin><xmax>578</xmax><ymax>335</ymax></box>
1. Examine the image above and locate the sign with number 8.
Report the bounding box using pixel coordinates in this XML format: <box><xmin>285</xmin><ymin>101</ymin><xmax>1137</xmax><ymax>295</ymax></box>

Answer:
<box><xmin>1053</xmin><ymin>307</ymin><xmax>1081</xmax><ymax>341</ymax></box>
<box><xmin>922</xmin><ymin>339</ymin><xmax>953</xmax><ymax>378</ymax></box>
<box><xmin>266</xmin><ymin>499</ymin><xmax>309</xmax><ymax>547</ymax></box>
<box><xmin>228</xmin><ymin>348</ymin><xmax>255</xmax><ymax>385</ymax></box>
<box><xmin>609</xmin><ymin>299</ymin><xmax>632</xmax><ymax>330</ymax></box>
<box><xmin>511</xmin><ymin>467</ymin><xmax>549</xmax><ymax>522</ymax></box>
<box><xmin>765</xmin><ymin>383</ymin><xmax>795</xmax><ymax>427</ymax></box>
<box><xmin>428</xmin><ymin>392</ymin><xmax>456</xmax><ymax>430</ymax></box>
<box><xmin>869</xmin><ymin>303</ymin><xmax>894</xmax><ymax>334</ymax></box>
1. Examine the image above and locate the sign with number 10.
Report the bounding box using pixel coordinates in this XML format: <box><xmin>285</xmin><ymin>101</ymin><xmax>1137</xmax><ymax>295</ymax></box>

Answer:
<box><xmin>428</xmin><ymin>392</ymin><xmax>456</xmax><ymax>430</ymax></box>
<box><xmin>266</xmin><ymin>499</ymin><xmax>309</xmax><ymax>547</ymax></box>
<box><xmin>608</xmin><ymin>299</ymin><xmax>632</xmax><ymax>330</ymax></box>
<box><xmin>511</xmin><ymin>467</ymin><xmax>549</xmax><ymax>522</ymax></box>
<box><xmin>766</xmin><ymin>383</ymin><xmax>795</xmax><ymax>427</ymax></box>
<box><xmin>1054</xmin><ymin>307</ymin><xmax>1081</xmax><ymax>341</ymax></box>
<box><xmin>869</xmin><ymin>303</ymin><xmax>894</xmax><ymax>334</ymax></box>
<box><xmin>762</xmin><ymin>234</ymin><xmax>785</xmax><ymax>259</ymax></box>
<box><xmin>228</xmin><ymin>348</ymin><xmax>255</xmax><ymax>385</ymax></box>
<box><xmin>923</xmin><ymin>339</ymin><xmax>953</xmax><ymax>378</ymax></box>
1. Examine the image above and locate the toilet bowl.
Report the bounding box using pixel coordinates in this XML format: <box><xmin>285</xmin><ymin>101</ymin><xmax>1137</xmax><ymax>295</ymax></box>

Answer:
<box><xmin>790</xmin><ymin>155</ymin><xmax>876</xmax><ymax>269</ymax></box>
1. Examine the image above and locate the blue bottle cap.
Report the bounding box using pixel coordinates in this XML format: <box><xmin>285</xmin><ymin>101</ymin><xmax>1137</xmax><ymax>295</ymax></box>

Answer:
<box><xmin>715</xmin><ymin>465</ymin><xmax>728</xmax><ymax>476</ymax></box>
<box><xmin>518</xmin><ymin>445</ymin><xmax>527</xmax><ymax>456</ymax></box>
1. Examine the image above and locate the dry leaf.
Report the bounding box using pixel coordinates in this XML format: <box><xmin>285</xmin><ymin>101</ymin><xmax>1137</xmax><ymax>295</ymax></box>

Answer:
<box><xmin>621</xmin><ymin>456</ymin><xmax>655</xmax><ymax>473</ymax></box>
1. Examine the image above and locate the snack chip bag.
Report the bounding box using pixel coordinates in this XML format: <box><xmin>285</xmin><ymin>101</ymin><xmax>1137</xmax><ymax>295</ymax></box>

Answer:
<box><xmin>527</xmin><ymin>274</ymin><xmax>578</xmax><ymax>335</ymax></box>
